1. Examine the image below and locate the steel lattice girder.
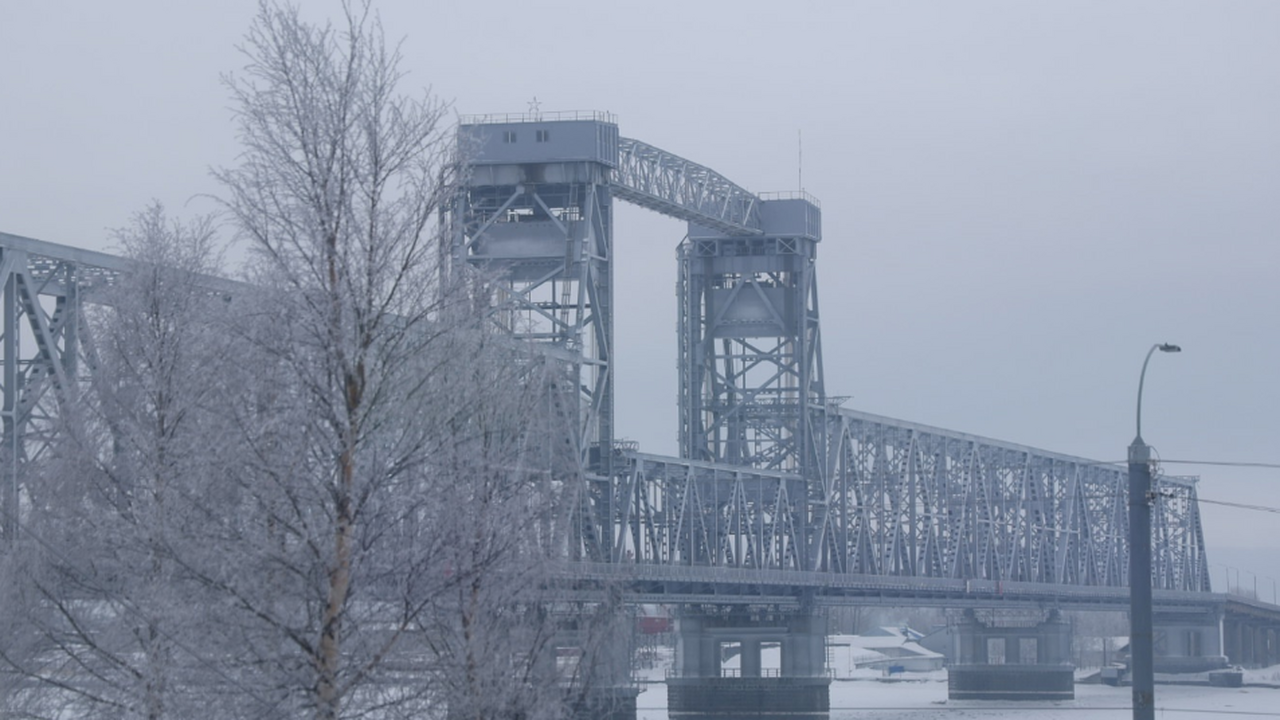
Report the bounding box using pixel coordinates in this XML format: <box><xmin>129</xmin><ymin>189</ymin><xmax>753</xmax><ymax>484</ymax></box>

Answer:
<box><xmin>593</xmin><ymin>452</ymin><xmax>808</xmax><ymax>571</ymax></box>
<box><xmin>598</xmin><ymin>418</ymin><xmax>1209</xmax><ymax>593</ymax></box>
<box><xmin>815</xmin><ymin>409</ymin><xmax>1209</xmax><ymax>591</ymax></box>
<box><xmin>0</xmin><ymin>234</ymin><xmax>128</xmax><ymax>542</ymax></box>
<box><xmin>611</xmin><ymin>137</ymin><xmax>762</xmax><ymax>236</ymax></box>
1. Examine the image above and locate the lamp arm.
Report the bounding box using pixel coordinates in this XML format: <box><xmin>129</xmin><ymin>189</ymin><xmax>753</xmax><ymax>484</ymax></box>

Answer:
<box><xmin>1136</xmin><ymin>343</ymin><xmax>1159</xmax><ymax>442</ymax></box>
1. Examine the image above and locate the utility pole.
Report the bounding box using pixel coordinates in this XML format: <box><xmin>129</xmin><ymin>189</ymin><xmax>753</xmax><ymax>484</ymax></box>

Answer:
<box><xmin>1128</xmin><ymin>342</ymin><xmax>1180</xmax><ymax>720</ymax></box>
<box><xmin>1128</xmin><ymin>436</ymin><xmax>1155</xmax><ymax>719</ymax></box>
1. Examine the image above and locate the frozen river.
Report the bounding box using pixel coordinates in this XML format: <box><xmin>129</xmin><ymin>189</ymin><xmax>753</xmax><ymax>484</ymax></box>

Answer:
<box><xmin>635</xmin><ymin>676</ymin><xmax>1280</xmax><ymax>719</ymax></box>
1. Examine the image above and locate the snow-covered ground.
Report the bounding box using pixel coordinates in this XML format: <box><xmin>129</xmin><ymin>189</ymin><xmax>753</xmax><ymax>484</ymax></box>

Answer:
<box><xmin>635</xmin><ymin>678</ymin><xmax>1280</xmax><ymax>719</ymax></box>
<box><xmin>634</xmin><ymin>646</ymin><xmax>1280</xmax><ymax>720</ymax></box>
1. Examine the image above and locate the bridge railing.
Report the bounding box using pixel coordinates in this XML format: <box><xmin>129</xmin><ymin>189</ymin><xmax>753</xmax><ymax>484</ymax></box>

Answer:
<box><xmin>757</xmin><ymin>190</ymin><xmax>822</xmax><ymax>207</ymax></box>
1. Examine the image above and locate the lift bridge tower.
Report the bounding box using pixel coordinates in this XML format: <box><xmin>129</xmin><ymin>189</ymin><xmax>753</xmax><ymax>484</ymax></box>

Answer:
<box><xmin>451</xmin><ymin>111</ymin><xmax>829</xmax><ymax>570</ymax></box>
<box><xmin>451</xmin><ymin>112</ymin><xmax>620</xmax><ymax>480</ymax></box>
<box><xmin>678</xmin><ymin>195</ymin><xmax>828</xmax><ymax>568</ymax></box>
<box><xmin>678</xmin><ymin>200</ymin><xmax>825</xmax><ymax>480</ymax></box>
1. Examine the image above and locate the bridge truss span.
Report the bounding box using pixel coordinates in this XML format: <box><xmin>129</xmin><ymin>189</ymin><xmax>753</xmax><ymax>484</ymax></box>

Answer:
<box><xmin>449</xmin><ymin>110</ymin><xmax>1212</xmax><ymax>600</ymax></box>
<box><xmin>818</xmin><ymin>409</ymin><xmax>1210</xmax><ymax>592</ymax></box>
<box><xmin>595</xmin><ymin>409</ymin><xmax>1210</xmax><ymax>596</ymax></box>
<box><xmin>601</xmin><ymin>452</ymin><xmax>808</xmax><ymax>571</ymax></box>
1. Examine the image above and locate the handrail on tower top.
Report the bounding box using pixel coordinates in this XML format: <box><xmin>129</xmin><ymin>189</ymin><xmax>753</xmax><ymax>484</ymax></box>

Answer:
<box><xmin>459</xmin><ymin>110</ymin><xmax>617</xmax><ymax>126</ymax></box>
<box><xmin>758</xmin><ymin>190</ymin><xmax>822</xmax><ymax>208</ymax></box>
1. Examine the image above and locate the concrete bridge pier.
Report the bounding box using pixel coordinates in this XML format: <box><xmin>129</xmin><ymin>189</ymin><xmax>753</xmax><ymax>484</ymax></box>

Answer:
<box><xmin>1259</xmin><ymin>625</ymin><xmax>1278</xmax><ymax>666</ymax></box>
<box><xmin>947</xmin><ymin>609</ymin><xmax>1074</xmax><ymax>700</ymax></box>
<box><xmin>1223</xmin><ymin>616</ymin><xmax>1280</xmax><ymax>667</ymax></box>
<box><xmin>1255</xmin><ymin>626</ymin><xmax>1272</xmax><ymax>666</ymax></box>
<box><xmin>1153</xmin><ymin>610</ymin><xmax>1228</xmax><ymax>673</ymax></box>
<box><xmin>667</xmin><ymin>606</ymin><xmax>830</xmax><ymax>719</ymax></box>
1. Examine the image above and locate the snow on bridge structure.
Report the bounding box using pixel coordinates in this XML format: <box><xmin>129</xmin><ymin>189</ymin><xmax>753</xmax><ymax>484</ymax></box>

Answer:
<box><xmin>0</xmin><ymin>110</ymin><xmax>1271</xmax><ymax>714</ymax></box>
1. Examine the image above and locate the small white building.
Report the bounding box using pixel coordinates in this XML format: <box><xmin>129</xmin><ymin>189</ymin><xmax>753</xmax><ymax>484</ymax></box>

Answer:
<box><xmin>827</xmin><ymin>627</ymin><xmax>946</xmax><ymax>676</ymax></box>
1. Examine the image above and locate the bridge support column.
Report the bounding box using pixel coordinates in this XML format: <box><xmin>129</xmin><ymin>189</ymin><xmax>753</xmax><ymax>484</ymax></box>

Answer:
<box><xmin>1252</xmin><ymin>624</ymin><xmax>1273</xmax><ymax>667</ymax></box>
<box><xmin>781</xmin><ymin>614</ymin><xmax>827</xmax><ymax>678</ymax></box>
<box><xmin>741</xmin><ymin>639</ymin><xmax>762</xmax><ymax>678</ymax></box>
<box><xmin>947</xmin><ymin>609</ymin><xmax>1074</xmax><ymax>701</ymax></box>
<box><xmin>1244</xmin><ymin>623</ymin><xmax>1257</xmax><ymax>667</ymax></box>
<box><xmin>668</xmin><ymin>606</ymin><xmax>830</xmax><ymax>719</ymax></box>
<box><xmin>1153</xmin><ymin>610</ymin><xmax>1228</xmax><ymax>674</ymax></box>
<box><xmin>1224</xmin><ymin>619</ymin><xmax>1239</xmax><ymax>665</ymax></box>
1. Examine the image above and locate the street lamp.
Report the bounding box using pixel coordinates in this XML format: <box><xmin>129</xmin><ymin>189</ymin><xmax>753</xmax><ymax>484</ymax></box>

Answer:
<box><xmin>1129</xmin><ymin>342</ymin><xmax>1180</xmax><ymax>720</ymax></box>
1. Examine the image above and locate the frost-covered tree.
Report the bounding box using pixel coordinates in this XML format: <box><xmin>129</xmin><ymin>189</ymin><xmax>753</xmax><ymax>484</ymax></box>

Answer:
<box><xmin>413</xmin><ymin>335</ymin><xmax>584</xmax><ymax>720</ymax></box>
<box><xmin>210</xmin><ymin>0</ymin><xmax>453</xmax><ymax>711</ymax></box>
<box><xmin>2</xmin><ymin>3</ymin><xmax>614</xmax><ymax>718</ymax></box>
<box><xmin>0</xmin><ymin>203</ymin><xmax>238</xmax><ymax>719</ymax></box>
<box><xmin>209</xmin><ymin>2</ymin><xmax>593</xmax><ymax>718</ymax></box>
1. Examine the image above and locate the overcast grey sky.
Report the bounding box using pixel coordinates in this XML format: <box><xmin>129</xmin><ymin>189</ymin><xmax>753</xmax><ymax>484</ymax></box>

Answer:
<box><xmin>3</xmin><ymin>1</ymin><xmax>1278</xmax><ymax>577</ymax></box>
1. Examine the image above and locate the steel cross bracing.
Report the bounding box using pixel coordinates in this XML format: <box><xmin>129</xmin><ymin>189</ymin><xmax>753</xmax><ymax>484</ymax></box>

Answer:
<box><xmin>452</xmin><ymin>115</ymin><xmax>620</xmax><ymax>481</ymax></box>
<box><xmin>0</xmin><ymin>233</ymin><xmax>99</xmax><ymax>541</ymax></box>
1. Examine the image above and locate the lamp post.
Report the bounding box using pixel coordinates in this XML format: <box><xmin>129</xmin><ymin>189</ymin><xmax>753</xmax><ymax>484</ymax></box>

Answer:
<box><xmin>1129</xmin><ymin>342</ymin><xmax>1180</xmax><ymax>720</ymax></box>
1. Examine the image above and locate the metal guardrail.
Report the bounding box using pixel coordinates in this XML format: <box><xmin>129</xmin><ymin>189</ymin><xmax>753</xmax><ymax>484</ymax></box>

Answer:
<box><xmin>460</xmin><ymin>110</ymin><xmax>617</xmax><ymax>125</ymax></box>
<box><xmin>665</xmin><ymin>668</ymin><xmax>830</xmax><ymax>680</ymax></box>
<box><xmin>757</xmin><ymin>190</ymin><xmax>822</xmax><ymax>207</ymax></box>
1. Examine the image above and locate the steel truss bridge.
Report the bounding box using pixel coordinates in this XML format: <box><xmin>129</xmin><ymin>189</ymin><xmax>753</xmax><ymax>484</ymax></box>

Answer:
<box><xmin>0</xmin><ymin>110</ymin><xmax>1214</xmax><ymax>616</ymax></box>
<box><xmin>449</xmin><ymin>110</ymin><xmax>1211</xmax><ymax>609</ymax></box>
